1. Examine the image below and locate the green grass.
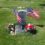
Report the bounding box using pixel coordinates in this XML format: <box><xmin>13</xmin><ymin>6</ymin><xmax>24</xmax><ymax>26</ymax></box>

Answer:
<box><xmin>0</xmin><ymin>0</ymin><xmax>45</xmax><ymax>45</ymax></box>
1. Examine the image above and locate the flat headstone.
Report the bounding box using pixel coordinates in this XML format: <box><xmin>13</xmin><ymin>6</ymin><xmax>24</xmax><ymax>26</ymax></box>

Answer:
<box><xmin>15</xmin><ymin>25</ymin><xmax>25</xmax><ymax>35</ymax></box>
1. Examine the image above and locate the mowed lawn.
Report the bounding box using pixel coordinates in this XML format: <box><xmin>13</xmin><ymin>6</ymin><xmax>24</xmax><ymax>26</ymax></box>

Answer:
<box><xmin>0</xmin><ymin>0</ymin><xmax>45</xmax><ymax>45</ymax></box>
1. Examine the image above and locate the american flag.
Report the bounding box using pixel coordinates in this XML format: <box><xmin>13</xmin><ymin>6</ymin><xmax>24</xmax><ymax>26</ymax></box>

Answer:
<box><xmin>16</xmin><ymin>15</ymin><xmax>21</xmax><ymax>23</ymax></box>
<box><xmin>28</xmin><ymin>9</ymin><xmax>40</xmax><ymax>19</ymax></box>
<box><xmin>33</xmin><ymin>9</ymin><xmax>39</xmax><ymax>17</ymax></box>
